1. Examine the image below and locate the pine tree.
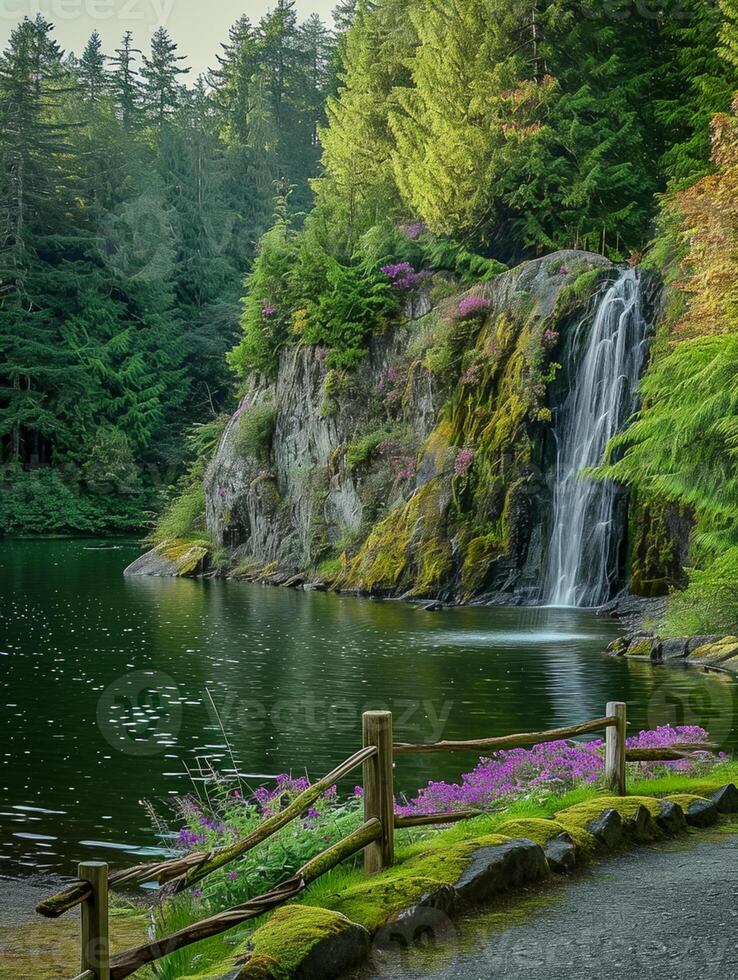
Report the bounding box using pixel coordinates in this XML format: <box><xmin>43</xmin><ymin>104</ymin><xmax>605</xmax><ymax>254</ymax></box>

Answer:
<box><xmin>318</xmin><ymin>0</ymin><xmax>416</xmax><ymax>238</ymax></box>
<box><xmin>77</xmin><ymin>30</ymin><xmax>108</xmax><ymax>104</ymax></box>
<box><xmin>109</xmin><ymin>31</ymin><xmax>143</xmax><ymax>131</ymax></box>
<box><xmin>388</xmin><ymin>0</ymin><xmax>554</xmax><ymax>254</ymax></box>
<box><xmin>141</xmin><ymin>27</ymin><xmax>189</xmax><ymax>126</ymax></box>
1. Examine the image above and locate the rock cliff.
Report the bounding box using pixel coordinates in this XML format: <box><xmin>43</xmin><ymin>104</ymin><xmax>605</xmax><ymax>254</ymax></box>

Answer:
<box><xmin>203</xmin><ymin>250</ymin><xmax>615</xmax><ymax>600</ymax></box>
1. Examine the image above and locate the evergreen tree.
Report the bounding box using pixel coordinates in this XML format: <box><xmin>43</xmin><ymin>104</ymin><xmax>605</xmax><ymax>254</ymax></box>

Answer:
<box><xmin>109</xmin><ymin>31</ymin><xmax>143</xmax><ymax>132</ymax></box>
<box><xmin>77</xmin><ymin>30</ymin><xmax>108</xmax><ymax>104</ymax></box>
<box><xmin>141</xmin><ymin>27</ymin><xmax>190</xmax><ymax>126</ymax></box>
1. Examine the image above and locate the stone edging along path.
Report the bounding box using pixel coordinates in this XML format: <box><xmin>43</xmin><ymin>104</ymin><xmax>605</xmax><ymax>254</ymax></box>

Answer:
<box><xmin>200</xmin><ymin>784</ymin><xmax>738</xmax><ymax>980</ymax></box>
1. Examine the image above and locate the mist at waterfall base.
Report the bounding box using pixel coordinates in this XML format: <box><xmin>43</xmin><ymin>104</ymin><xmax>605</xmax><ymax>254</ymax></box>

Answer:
<box><xmin>543</xmin><ymin>268</ymin><xmax>648</xmax><ymax>608</ymax></box>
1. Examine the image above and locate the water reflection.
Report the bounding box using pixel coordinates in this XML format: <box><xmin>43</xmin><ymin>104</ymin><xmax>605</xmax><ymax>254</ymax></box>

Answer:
<box><xmin>1</xmin><ymin>539</ymin><xmax>736</xmax><ymax>878</ymax></box>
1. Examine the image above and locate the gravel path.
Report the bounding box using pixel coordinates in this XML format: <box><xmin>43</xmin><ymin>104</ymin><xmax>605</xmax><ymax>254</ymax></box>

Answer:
<box><xmin>354</xmin><ymin>831</ymin><xmax>738</xmax><ymax>980</ymax></box>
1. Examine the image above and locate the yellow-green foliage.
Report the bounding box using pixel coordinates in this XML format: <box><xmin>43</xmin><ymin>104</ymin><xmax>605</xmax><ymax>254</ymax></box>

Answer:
<box><xmin>338</xmin><ymin>480</ymin><xmax>451</xmax><ymax>594</ymax></box>
<box><xmin>158</xmin><ymin>538</ymin><xmax>210</xmax><ymax>576</ymax></box>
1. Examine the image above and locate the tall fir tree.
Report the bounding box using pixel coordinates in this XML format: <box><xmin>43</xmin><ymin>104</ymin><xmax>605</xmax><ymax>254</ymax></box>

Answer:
<box><xmin>109</xmin><ymin>31</ymin><xmax>143</xmax><ymax>132</ymax></box>
<box><xmin>141</xmin><ymin>27</ymin><xmax>190</xmax><ymax>126</ymax></box>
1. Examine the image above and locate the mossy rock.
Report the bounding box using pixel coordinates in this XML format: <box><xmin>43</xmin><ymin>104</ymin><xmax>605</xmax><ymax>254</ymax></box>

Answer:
<box><xmin>239</xmin><ymin>906</ymin><xmax>370</xmax><ymax>980</ymax></box>
<box><xmin>625</xmin><ymin>639</ymin><xmax>655</xmax><ymax>659</ymax></box>
<box><xmin>123</xmin><ymin>538</ymin><xmax>210</xmax><ymax>577</ymax></box>
<box><xmin>689</xmin><ymin>636</ymin><xmax>738</xmax><ymax>665</ymax></box>
<box><xmin>556</xmin><ymin>796</ymin><xmax>663</xmax><ymax>848</ymax></box>
<box><xmin>494</xmin><ymin>818</ymin><xmax>564</xmax><ymax>846</ymax></box>
<box><xmin>665</xmin><ymin>794</ymin><xmax>719</xmax><ymax>828</ymax></box>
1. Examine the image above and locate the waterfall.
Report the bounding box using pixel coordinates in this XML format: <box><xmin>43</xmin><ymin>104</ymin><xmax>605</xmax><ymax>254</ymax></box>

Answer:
<box><xmin>543</xmin><ymin>268</ymin><xmax>648</xmax><ymax>608</ymax></box>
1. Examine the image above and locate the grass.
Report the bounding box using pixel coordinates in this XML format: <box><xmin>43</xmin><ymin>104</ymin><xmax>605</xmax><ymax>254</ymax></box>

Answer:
<box><xmin>146</xmin><ymin>761</ymin><xmax>738</xmax><ymax>978</ymax></box>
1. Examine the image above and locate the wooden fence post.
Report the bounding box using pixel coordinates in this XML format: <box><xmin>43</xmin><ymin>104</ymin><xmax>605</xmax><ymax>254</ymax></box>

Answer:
<box><xmin>605</xmin><ymin>701</ymin><xmax>627</xmax><ymax>796</ymax></box>
<box><xmin>79</xmin><ymin>862</ymin><xmax>110</xmax><ymax>980</ymax></box>
<box><xmin>362</xmin><ymin>711</ymin><xmax>394</xmax><ymax>874</ymax></box>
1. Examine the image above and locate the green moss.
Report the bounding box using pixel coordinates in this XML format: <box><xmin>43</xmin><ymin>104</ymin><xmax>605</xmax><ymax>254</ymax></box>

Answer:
<box><xmin>312</xmin><ymin>833</ymin><xmax>513</xmax><ymax>931</ymax></box>
<box><xmin>246</xmin><ymin>906</ymin><xmax>357</xmax><ymax>974</ymax></box>
<box><xmin>338</xmin><ymin>480</ymin><xmax>451</xmax><ymax>595</ymax></box>
<box><xmin>625</xmin><ymin>639</ymin><xmax>654</xmax><ymax>658</ymax></box>
<box><xmin>345</xmin><ymin>429</ymin><xmax>389</xmax><ymax>470</ymax></box>
<box><xmin>664</xmin><ymin>793</ymin><xmax>711</xmax><ymax>810</ymax></box>
<box><xmin>629</xmin><ymin>496</ymin><xmax>687</xmax><ymax>598</ymax></box>
<box><xmin>158</xmin><ymin>538</ymin><xmax>210</xmax><ymax>576</ymax></box>
<box><xmin>233</xmin><ymin>404</ymin><xmax>277</xmax><ymax>461</ymax></box>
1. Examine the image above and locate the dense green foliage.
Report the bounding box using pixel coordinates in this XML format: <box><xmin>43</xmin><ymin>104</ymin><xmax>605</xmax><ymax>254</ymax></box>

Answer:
<box><xmin>0</xmin><ymin>5</ymin><xmax>335</xmax><ymax>533</ymax></box>
<box><xmin>599</xmin><ymin>87</ymin><xmax>738</xmax><ymax>633</ymax></box>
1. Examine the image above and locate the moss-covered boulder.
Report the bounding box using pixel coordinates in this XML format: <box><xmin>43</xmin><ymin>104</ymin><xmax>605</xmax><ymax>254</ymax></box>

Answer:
<box><xmin>123</xmin><ymin>538</ymin><xmax>209</xmax><ymax>577</ymax></box>
<box><xmin>555</xmin><ymin>796</ymin><xmax>667</xmax><ymax>849</ymax></box>
<box><xmin>452</xmin><ymin>838</ymin><xmax>548</xmax><ymax>904</ymax></box>
<box><xmin>688</xmin><ymin>636</ymin><xmax>738</xmax><ymax>667</ymax></box>
<box><xmin>236</xmin><ymin>906</ymin><xmax>370</xmax><ymax>980</ymax></box>
<box><xmin>665</xmin><ymin>794</ymin><xmax>719</xmax><ymax>828</ymax></box>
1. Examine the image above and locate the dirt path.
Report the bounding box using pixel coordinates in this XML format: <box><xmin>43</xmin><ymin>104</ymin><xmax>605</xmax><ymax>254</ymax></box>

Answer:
<box><xmin>353</xmin><ymin>830</ymin><xmax>738</xmax><ymax>980</ymax></box>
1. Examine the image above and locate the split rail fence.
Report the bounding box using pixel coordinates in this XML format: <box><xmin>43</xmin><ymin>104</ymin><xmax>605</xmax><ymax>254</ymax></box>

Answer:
<box><xmin>35</xmin><ymin>699</ymin><xmax>712</xmax><ymax>980</ymax></box>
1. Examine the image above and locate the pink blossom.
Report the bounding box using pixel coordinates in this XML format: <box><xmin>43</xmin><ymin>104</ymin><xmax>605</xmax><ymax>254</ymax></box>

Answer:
<box><xmin>457</xmin><ymin>295</ymin><xmax>490</xmax><ymax>319</ymax></box>
<box><xmin>454</xmin><ymin>448</ymin><xmax>475</xmax><ymax>476</ymax></box>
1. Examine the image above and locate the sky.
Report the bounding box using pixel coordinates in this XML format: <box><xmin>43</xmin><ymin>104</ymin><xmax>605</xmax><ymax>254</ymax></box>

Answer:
<box><xmin>0</xmin><ymin>1</ymin><xmax>337</xmax><ymax>77</ymax></box>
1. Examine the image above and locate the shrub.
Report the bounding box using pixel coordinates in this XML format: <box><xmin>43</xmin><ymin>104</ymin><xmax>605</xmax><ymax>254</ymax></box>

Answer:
<box><xmin>233</xmin><ymin>404</ymin><xmax>277</xmax><ymax>461</ymax></box>
<box><xmin>0</xmin><ymin>468</ymin><xmax>145</xmax><ymax>535</ymax></box>
<box><xmin>664</xmin><ymin>547</ymin><xmax>738</xmax><ymax>637</ymax></box>
<box><xmin>346</xmin><ymin>429</ymin><xmax>389</xmax><ymax>470</ymax></box>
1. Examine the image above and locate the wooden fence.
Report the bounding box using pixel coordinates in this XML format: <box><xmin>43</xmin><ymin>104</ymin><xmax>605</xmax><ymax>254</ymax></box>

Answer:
<box><xmin>36</xmin><ymin>699</ymin><xmax>713</xmax><ymax>980</ymax></box>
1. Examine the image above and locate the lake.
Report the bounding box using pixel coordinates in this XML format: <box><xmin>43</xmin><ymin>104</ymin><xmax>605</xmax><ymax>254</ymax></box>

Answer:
<box><xmin>2</xmin><ymin>538</ymin><xmax>736</xmax><ymax>880</ymax></box>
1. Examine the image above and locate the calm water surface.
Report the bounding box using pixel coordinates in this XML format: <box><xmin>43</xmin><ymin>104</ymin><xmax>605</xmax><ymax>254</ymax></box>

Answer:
<box><xmin>2</xmin><ymin>539</ymin><xmax>736</xmax><ymax>879</ymax></box>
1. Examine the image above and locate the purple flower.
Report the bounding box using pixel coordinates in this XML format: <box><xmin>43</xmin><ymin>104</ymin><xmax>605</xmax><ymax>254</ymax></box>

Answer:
<box><xmin>402</xmin><ymin>220</ymin><xmax>428</xmax><ymax>240</ymax></box>
<box><xmin>457</xmin><ymin>295</ymin><xmax>490</xmax><ymax>319</ymax></box>
<box><xmin>394</xmin><ymin>725</ymin><xmax>715</xmax><ymax>818</ymax></box>
<box><xmin>454</xmin><ymin>448</ymin><xmax>475</xmax><ymax>476</ymax></box>
<box><xmin>381</xmin><ymin>262</ymin><xmax>425</xmax><ymax>291</ymax></box>
<box><xmin>261</xmin><ymin>304</ymin><xmax>276</xmax><ymax>316</ymax></box>
<box><xmin>542</xmin><ymin>329</ymin><xmax>559</xmax><ymax>351</ymax></box>
<box><xmin>461</xmin><ymin>362</ymin><xmax>482</xmax><ymax>385</ymax></box>
<box><xmin>228</xmin><ymin>870</ymin><xmax>238</xmax><ymax>880</ymax></box>
<box><xmin>354</xmin><ymin>785</ymin><xmax>364</xmax><ymax>797</ymax></box>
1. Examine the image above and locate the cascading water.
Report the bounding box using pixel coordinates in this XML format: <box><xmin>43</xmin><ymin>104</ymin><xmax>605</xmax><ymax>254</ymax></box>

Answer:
<box><xmin>543</xmin><ymin>268</ymin><xmax>648</xmax><ymax>607</ymax></box>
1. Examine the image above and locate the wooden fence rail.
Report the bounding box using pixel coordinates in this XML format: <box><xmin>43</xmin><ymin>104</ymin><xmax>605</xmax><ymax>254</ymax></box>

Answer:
<box><xmin>38</xmin><ymin>697</ymin><xmax>712</xmax><ymax>979</ymax></box>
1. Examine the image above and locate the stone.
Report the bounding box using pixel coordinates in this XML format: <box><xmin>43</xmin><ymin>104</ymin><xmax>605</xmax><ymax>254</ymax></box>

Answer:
<box><xmin>685</xmin><ymin>635</ymin><xmax>722</xmax><ymax>654</ymax></box>
<box><xmin>123</xmin><ymin>540</ymin><xmax>208</xmax><ymax>578</ymax></box>
<box><xmin>586</xmin><ymin>808</ymin><xmax>624</xmax><ymax>849</ymax></box>
<box><xmin>660</xmin><ymin>638</ymin><xmax>689</xmax><ymax>661</ymax></box>
<box><xmin>453</xmin><ymin>838</ymin><xmax>548</xmax><ymax>905</ymax></box>
<box><xmin>377</xmin><ymin>886</ymin><xmax>457</xmax><ymax>960</ymax></box>
<box><xmin>689</xmin><ymin>636</ymin><xmax>738</xmax><ymax>665</ymax></box>
<box><xmin>656</xmin><ymin>800</ymin><xmax>688</xmax><ymax>836</ymax></box>
<box><xmin>684</xmin><ymin>799</ymin><xmax>719</xmax><ymax>828</ymax></box>
<box><xmin>710</xmin><ymin>784</ymin><xmax>738</xmax><ymax>814</ymax></box>
<box><xmin>237</xmin><ymin>906</ymin><xmax>371</xmax><ymax>980</ymax></box>
<box><xmin>622</xmin><ymin>804</ymin><xmax>655</xmax><ymax>840</ymax></box>
<box><xmin>543</xmin><ymin>834</ymin><xmax>578</xmax><ymax>873</ymax></box>
<box><xmin>606</xmin><ymin>636</ymin><xmax>631</xmax><ymax>657</ymax></box>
